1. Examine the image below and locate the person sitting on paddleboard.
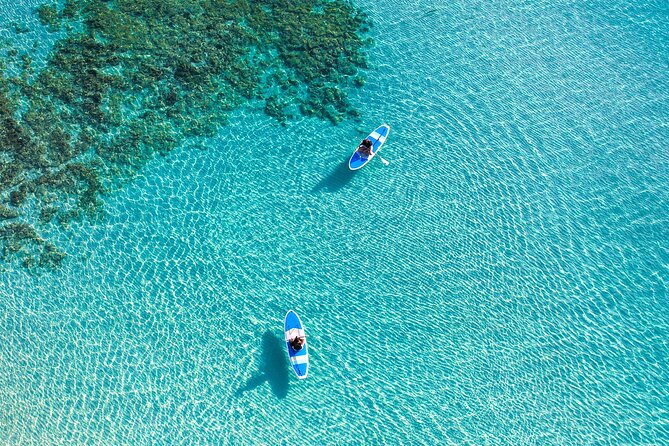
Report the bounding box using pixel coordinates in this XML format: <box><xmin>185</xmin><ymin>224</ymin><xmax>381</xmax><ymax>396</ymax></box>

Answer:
<box><xmin>290</xmin><ymin>336</ymin><xmax>306</xmax><ymax>351</ymax></box>
<box><xmin>357</xmin><ymin>138</ymin><xmax>373</xmax><ymax>157</ymax></box>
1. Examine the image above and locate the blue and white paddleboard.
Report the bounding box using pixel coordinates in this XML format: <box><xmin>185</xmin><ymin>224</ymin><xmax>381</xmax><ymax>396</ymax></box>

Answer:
<box><xmin>348</xmin><ymin>124</ymin><xmax>391</xmax><ymax>170</ymax></box>
<box><xmin>284</xmin><ymin>310</ymin><xmax>309</xmax><ymax>379</ymax></box>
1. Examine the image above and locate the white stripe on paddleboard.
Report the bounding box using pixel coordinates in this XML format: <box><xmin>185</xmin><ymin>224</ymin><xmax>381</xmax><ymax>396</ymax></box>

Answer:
<box><xmin>290</xmin><ymin>354</ymin><xmax>309</xmax><ymax>365</ymax></box>
<box><xmin>285</xmin><ymin>328</ymin><xmax>304</xmax><ymax>341</ymax></box>
<box><xmin>370</xmin><ymin>131</ymin><xmax>382</xmax><ymax>140</ymax></box>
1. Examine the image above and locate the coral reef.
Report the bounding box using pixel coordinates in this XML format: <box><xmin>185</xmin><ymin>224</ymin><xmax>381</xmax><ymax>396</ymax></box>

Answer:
<box><xmin>0</xmin><ymin>0</ymin><xmax>371</xmax><ymax>268</ymax></box>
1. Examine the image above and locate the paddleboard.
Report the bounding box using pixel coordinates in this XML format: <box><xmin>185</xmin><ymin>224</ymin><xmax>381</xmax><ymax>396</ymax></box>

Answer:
<box><xmin>348</xmin><ymin>123</ymin><xmax>391</xmax><ymax>170</ymax></box>
<box><xmin>284</xmin><ymin>310</ymin><xmax>309</xmax><ymax>379</ymax></box>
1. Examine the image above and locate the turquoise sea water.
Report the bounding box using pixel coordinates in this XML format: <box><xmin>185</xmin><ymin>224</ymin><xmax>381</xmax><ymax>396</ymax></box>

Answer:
<box><xmin>1</xmin><ymin>0</ymin><xmax>668</xmax><ymax>444</ymax></box>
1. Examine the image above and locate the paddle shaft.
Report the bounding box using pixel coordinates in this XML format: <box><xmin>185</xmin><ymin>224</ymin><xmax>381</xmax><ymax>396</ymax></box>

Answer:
<box><xmin>376</xmin><ymin>154</ymin><xmax>389</xmax><ymax>165</ymax></box>
<box><xmin>369</xmin><ymin>139</ymin><xmax>389</xmax><ymax>166</ymax></box>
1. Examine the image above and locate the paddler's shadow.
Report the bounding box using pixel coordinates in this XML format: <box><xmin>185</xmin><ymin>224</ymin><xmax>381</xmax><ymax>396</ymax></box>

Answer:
<box><xmin>236</xmin><ymin>331</ymin><xmax>289</xmax><ymax>399</ymax></box>
<box><xmin>311</xmin><ymin>159</ymin><xmax>356</xmax><ymax>193</ymax></box>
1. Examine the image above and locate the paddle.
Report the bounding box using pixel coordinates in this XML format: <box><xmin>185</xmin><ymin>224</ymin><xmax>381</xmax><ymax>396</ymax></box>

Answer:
<box><xmin>376</xmin><ymin>154</ymin><xmax>390</xmax><ymax>166</ymax></box>
<box><xmin>370</xmin><ymin>140</ymin><xmax>389</xmax><ymax>166</ymax></box>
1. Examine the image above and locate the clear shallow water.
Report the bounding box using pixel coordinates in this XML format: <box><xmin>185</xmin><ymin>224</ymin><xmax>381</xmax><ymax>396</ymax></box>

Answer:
<box><xmin>1</xmin><ymin>0</ymin><xmax>668</xmax><ymax>444</ymax></box>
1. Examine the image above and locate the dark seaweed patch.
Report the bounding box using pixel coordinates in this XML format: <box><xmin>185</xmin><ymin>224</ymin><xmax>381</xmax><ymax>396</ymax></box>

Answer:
<box><xmin>0</xmin><ymin>0</ymin><xmax>371</xmax><ymax>269</ymax></box>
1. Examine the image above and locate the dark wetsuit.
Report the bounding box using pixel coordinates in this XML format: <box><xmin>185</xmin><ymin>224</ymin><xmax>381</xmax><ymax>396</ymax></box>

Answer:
<box><xmin>291</xmin><ymin>338</ymin><xmax>305</xmax><ymax>351</ymax></box>
<box><xmin>358</xmin><ymin>143</ymin><xmax>372</xmax><ymax>157</ymax></box>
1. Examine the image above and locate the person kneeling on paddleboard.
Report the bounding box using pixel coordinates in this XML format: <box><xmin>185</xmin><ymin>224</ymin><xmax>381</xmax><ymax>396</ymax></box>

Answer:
<box><xmin>290</xmin><ymin>336</ymin><xmax>306</xmax><ymax>351</ymax></box>
<box><xmin>357</xmin><ymin>138</ymin><xmax>373</xmax><ymax>157</ymax></box>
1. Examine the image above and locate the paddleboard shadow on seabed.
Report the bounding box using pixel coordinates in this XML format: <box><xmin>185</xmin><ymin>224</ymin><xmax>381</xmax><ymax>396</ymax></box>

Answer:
<box><xmin>236</xmin><ymin>331</ymin><xmax>290</xmax><ymax>399</ymax></box>
<box><xmin>311</xmin><ymin>160</ymin><xmax>357</xmax><ymax>193</ymax></box>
